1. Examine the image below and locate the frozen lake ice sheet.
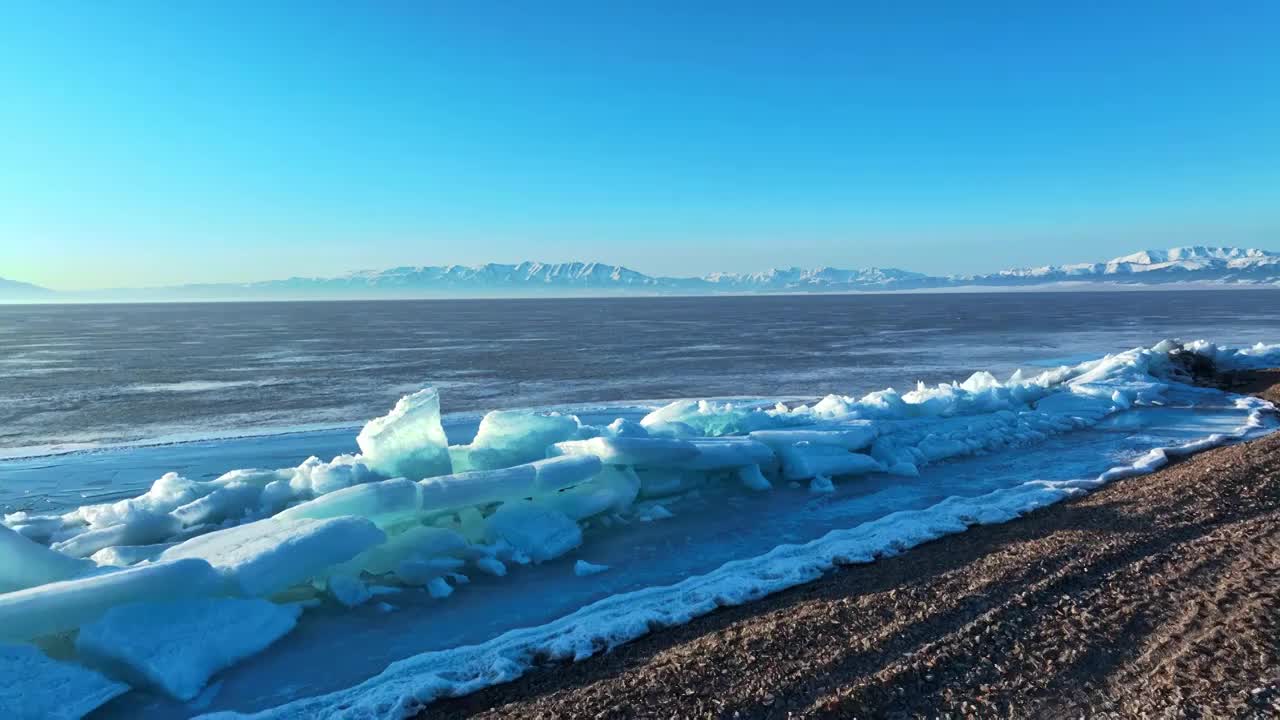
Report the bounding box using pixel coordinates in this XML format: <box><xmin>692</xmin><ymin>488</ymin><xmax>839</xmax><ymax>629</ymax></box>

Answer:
<box><xmin>87</xmin><ymin>401</ymin><xmax>1273</xmax><ymax>719</ymax></box>
<box><xmin>2</xmin><ymin>339</ymin><xmax>1277</xmax><ymax>718</ymax></box>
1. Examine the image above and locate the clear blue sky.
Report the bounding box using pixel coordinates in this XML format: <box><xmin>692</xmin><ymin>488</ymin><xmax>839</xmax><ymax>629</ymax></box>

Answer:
<box><xmin>2</xmin><ymin>2</ymin><xmax>1277</xmax><ymax>289</ymax></box>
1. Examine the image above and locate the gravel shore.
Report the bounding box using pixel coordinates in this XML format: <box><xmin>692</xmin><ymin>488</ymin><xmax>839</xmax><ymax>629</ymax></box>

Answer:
<box><xmin>427</xmin><ymin>371</ymin><xmax>1280</xmax><ymax>719</ymax></box>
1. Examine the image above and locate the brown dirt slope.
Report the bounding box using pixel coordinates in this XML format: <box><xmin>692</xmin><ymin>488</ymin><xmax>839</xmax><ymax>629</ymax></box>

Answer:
<box><xmin>428</xmin><ymin>372</ymin><xmax>1280</xmax><ymax>719</ymax></box>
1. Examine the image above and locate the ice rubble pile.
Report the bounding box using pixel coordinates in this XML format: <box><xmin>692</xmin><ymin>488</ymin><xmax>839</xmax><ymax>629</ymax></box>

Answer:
<box><xmin>1179</xmin><ymin>339</ymin><xmax>1280</xmax><ymax>370</ymax></box>
<box><xmin>1</xmin><ymin>340</ymin><xmax>1277</xmax><ymax>716</ymax></box>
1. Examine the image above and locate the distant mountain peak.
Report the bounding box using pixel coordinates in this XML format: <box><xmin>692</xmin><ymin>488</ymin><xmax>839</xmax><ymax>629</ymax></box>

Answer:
<box><xmin>981</xmin><ymin>245</ymin><xmax>1280</xmax><ymax>284</ymax></box>
<box><xmin>0</xmin><ymin>276</ymin><xmax>52</xmax><ymax>298</ymax></box>
<box><xmin>1109</xmin><ymin>246</ymin><xmax>1276</xmax><ymax>266</ymax></box>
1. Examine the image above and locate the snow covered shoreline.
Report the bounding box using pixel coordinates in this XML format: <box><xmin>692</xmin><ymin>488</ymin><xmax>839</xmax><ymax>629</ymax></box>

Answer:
<box><xmin>215</xmin><ymin>420</ymin><xmax>1272</xmax><ymax>720</ymax></box>
<box><xmin>2</xmin><ymin>340</ymin><xmax>1278</xmax><ymax>719</ymax></box>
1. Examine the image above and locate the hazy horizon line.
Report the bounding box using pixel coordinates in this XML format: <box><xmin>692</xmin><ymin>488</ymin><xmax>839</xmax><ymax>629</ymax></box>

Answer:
<box><xmin>5</xmin><ymin>243</ymin><xmax>1279</xmax><ymax>294</ymax></box>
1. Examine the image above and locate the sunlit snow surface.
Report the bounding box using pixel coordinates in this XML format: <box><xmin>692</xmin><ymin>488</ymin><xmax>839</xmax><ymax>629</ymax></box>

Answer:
<box><xmin>1</xmin><ymin>340</ymin><xmax>1278</xmax><ymax>720</ymax></box>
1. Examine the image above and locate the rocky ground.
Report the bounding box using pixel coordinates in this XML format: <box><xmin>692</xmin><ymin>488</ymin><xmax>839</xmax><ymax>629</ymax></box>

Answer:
<box><xmin>426</xmin><ymin>371</ymin><xmax>1280</xmax><ymax>719</ymax></box>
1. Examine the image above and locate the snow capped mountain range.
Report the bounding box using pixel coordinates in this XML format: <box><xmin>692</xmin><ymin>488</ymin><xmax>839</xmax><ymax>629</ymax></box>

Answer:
<box><xmin>972</xmin><ymin>246</ymin><xmax>1280</xmax><ymax>285</ymax></box>
<box><xmin>291</xmin><ymin>261</ymin><xmax>667</xmax><ymax>290</ymax></box>
<box><xmin>2</xmin><ymin>246</ymin><xmax>1278</xmax><ymax>300</ymax></box>
<box><xmin>185</xmin><ymin>245</ymin><xmax>1280</xmax><ymax>295</ymax></box>
<box><xmin>701</xmin><ymin>266</ymin><xmax>933</xmax><ymax>291</ymax></box>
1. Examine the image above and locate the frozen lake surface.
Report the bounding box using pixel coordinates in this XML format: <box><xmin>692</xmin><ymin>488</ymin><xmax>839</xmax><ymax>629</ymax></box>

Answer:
<box><xmin>4</xmin><ymin>290</ymin><xmax>1280</xmax><ymax>458</ymax></box>
<box><xmin>0</xmin><ymin>295</ymin><xmax>1278</xmax><ymax>719</ymax></box>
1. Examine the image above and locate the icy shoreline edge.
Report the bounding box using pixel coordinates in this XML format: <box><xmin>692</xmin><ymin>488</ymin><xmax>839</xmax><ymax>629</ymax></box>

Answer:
<box><xmin>210</xmin><ymin>397</ymin><xmax>1278</xmax><ymax>720</ymax></box>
